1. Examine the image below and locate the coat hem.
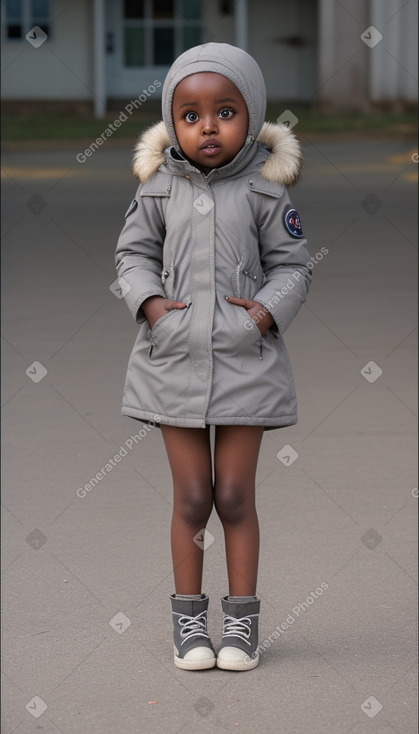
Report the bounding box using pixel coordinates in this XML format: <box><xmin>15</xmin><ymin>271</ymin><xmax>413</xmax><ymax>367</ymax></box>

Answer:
<box><xmin>122</xmin><ymin>406</ymin><xmax>297</xmax><ymax>430</ymax></box>
<box><xmin>206</xmin><ymin>415</ymin><xmax>297</xmax><ymax>430</ymax></box>
<box><xmin>121</xmin><ymin>406</ymin><xmax>206</xmax><ymax>428</ymax></box>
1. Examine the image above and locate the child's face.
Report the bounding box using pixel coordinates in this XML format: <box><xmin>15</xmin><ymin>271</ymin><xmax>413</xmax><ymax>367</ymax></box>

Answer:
<box><xmin>172</xmin><ymin>72</ymin><xmax>249</xmax><ymax>171</ymax></box>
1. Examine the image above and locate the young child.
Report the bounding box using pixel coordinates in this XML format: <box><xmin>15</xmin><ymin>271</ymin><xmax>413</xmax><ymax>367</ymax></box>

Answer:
<box><xmin>115</xmin><ymin>43</ymin><xmax>311</xmax><ymax>671</ymax></box>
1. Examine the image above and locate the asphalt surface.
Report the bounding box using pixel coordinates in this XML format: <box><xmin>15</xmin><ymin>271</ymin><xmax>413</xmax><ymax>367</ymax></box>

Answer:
<box><xmin>1</xmin><ymin>135</ymin><xmax>417</xmax><ymax>734</ymax></box>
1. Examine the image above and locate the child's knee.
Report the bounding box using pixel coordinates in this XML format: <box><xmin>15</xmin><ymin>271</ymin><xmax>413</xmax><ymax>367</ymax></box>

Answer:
<box><xmin>214</xmin><ymin>481</ymin><xmax>255</xmax><ymax>525</ymax></box>
<box><xmin>174</xmin><ymin>483</ymin><xmax>213</xmax><ymax>527</ymax></box>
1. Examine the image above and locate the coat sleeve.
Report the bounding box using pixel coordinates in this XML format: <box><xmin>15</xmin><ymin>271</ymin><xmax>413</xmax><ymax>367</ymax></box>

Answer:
<box><xmin>252</xmin><ymin>183</ymin><xmax>312</xmax><ymax>334</ymax></box>
<box><xmin>115</xmin><ymin>183</ymin><xmax>167</xmax><ymax>324</ymax></box>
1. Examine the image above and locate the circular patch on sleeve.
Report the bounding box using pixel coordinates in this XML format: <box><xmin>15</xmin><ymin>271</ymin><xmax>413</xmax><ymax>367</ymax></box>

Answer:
<box><xmin>125</xmin><ymin>199</ymin><xmax>138</xmax><ymax>218</ymax></box>
<box><xmin>284</xmin><ymin>208</ymin><xmax>303</xmax><ymax>238</ymax></box>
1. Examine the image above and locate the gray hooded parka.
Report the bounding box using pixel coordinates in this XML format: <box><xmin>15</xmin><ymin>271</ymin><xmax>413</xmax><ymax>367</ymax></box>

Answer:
<box><xmin>115</xmin><ymin>43</ymin><xmax>311</xmax><ymax>430</ymax></box>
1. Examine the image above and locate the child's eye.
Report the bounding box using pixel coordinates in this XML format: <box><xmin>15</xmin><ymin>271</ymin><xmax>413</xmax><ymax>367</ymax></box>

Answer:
<box><xmin>219</xmin><ymin>108</ymin><xmax>234</xmax><ymax>119</ymax></box>
<box><xmin>185</xmin><ymin>112</ymin><xmax>199</xmax><ymax>123</ymax></box>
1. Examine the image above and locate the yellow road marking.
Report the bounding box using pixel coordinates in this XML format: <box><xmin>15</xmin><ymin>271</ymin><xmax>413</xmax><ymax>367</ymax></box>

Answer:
<box><xmin>387</xmin><ymin>150</ymin><xmax>417</xmax><ymax>164</ymax></box>
<box><xmin>2</xmin><ymin>151</ymin><xmax>417</xmax><ymax>182</ymax></box>
<box><xmin>403</xmin><ymin>172</ymin><xmax>418</xmax><ymax>182</ymax></box>
<box><xmin>305</xmin><ymin>159</ymin><xmax>417</xmax><ymax>179</ymax></box>
<box><xmin>1</xmin><ymin>167</ymin><xmax>83</xmax><ymax>179</ymax></box>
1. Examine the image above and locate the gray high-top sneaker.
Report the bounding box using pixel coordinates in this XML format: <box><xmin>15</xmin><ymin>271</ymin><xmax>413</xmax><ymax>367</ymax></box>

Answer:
<box><xmin>170</xmin><ymin>593</ymin><xmax>216</xmax><ymax>670</ymax></box>
<box><xmin>217</xmin><ymin>595</ymin><xmax>260</xmax><ymax>671</ymax></box>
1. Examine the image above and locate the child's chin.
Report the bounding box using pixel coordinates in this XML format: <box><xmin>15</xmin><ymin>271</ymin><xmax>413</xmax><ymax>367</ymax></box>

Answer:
<box><xmin>199</xmin><ymin>154</ymin><xmax>231</xmax><ymax>168</ymax></box>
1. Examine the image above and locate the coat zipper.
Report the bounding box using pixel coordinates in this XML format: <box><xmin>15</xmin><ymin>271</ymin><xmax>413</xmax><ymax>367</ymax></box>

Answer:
<box><xmin>233</xmin><ymin>255</ymin><xmax>246</xmax><ymax>297</ymax></box>
<box><xmin>148</xmin><ymin>334</ymin><xmax>156</xmax><ymax>359</ymax></box>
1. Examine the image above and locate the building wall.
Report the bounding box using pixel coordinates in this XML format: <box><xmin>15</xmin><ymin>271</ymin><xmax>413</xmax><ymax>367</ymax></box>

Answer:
<box><xmin>369</xmin><ymin>0</ymin><xmax>417</xmax><ymax>103</ymax></box>
<box><xmin>1</xmin><ymin>0</ymin><xmax>93</xmax><ymax>101</ymax></box>
<box><xmin>318</xmin><ymin>0</ymin><xmax>417</xmax><ymax>108</ymax></box>
<box><xmin>247</xmin><ymin>0</ymin><xmax>318</xmax><ymax>101</ymax></box>
<box><xmin>202</xmin><ymin>0</ymin><xmax>235</xmax><ymax>44</ymax></box>
<box><xmin>318</xmin><ymin>0</ymin><xmax>370</xmax><ymax>108</ymax></box>
<box><xmin>202</xmin><ymin>0</ymin><xmax>318</xmax><ymax>101</ymax></box>
<box><xmin>1</xmin><ymin>0</ymin><xmax>416</xmax><ymax>108</ymax></box>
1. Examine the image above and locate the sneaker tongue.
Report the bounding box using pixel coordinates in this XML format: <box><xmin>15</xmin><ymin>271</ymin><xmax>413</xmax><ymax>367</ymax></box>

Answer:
<box><xmin>171</xmin><ymin>594</ymin><xmax>208</xmax><ymax>616</ymax></box>
<box><xmin>222</xmin><ymin>595</ymin><xmax>260</xmax><ymax>618</ymax></box>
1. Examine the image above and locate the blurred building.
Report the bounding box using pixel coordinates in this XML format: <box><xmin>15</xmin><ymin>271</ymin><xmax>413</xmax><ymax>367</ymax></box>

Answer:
<box><xmin>1</xmin><ymin>0</ymin><xmax>417</xmax><ymax>115</ymax></box>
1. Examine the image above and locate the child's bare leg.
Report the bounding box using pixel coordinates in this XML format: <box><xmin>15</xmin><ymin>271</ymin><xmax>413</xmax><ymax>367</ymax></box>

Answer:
<box><xmin>213</xmin><ymin>426</ymin><xmax>264</xmax><ymax>596</ymax></box>
<box><xmin>161</xmin><ymin>425</ymin><xmax>213</xmax><ymax>595</ymax></box>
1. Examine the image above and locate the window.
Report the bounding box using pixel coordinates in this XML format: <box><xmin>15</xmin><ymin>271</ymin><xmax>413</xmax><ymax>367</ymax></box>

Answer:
<box><xmin>123</xmin><ymin>0</ymin><xmax>203</xmax><ymax>67</ymax></box>
<box><xmin>4</xmin><ymin>0</ymin><xmax>51</xmax><ymax>40</ymax></box>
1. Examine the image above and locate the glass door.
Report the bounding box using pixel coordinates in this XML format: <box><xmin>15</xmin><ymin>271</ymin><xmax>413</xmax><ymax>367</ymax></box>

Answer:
<box><xmin>106</xmin><ymin>0</ymin><xmax>202</xmax><ymax>98</ymax></box>
<box><xmin>123</xmin><ymin>0</ymin><xmax>202</xmax><ymax>69</ymax></box>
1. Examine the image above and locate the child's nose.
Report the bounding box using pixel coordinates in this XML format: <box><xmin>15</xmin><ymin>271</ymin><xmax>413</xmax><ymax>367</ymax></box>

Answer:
<box><xmin>202</xmin><ymin>116</ymin><xmax>218</xmax><ymax>135</ymax></box>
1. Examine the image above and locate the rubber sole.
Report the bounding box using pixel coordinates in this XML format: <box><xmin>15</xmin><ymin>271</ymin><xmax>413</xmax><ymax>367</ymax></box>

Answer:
<box><xmin>173</xmin><ymin>645</ymin><xmax>216</xmax><ymax>670</ymax></box>
<box><xmin>216</xmin><ymin>652</ymin><xmax>259</xmax><ymax>671</ymax></box>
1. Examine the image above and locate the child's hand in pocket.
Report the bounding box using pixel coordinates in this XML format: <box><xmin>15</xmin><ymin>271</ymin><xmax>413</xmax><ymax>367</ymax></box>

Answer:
<box><xmin>225</xmin><ymin>296</ymin><xmax>274</xmax><ymax>337</ymax></box>
<box><xmin>142</xmin><ymin>296</ymin><xmax>187</xmax><ymax>329</ymax></box>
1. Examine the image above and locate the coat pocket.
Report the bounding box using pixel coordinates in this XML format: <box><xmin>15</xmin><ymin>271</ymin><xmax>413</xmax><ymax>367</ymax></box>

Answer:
<box><xmin>150</xmin><ymin>308</ymin><xmax>178</xmax><ymax>334</ymax></box>
<box><xmin>147</xmin><ymin>305</ymin><xmax>191</xmax><ymax>360</ymax></box>
<box><xmin>236</xmin><ymin>305</ymin><xmax>265</xmax><ymax>359</ymax></box>
<box><xmin>237</xmin><ymin>305</ymin><xmax>262</xmax><ymax>336</ymax></box>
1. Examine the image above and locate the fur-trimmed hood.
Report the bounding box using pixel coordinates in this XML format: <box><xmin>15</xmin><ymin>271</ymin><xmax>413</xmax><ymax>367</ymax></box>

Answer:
<box><xmin>132</xmin><ymin>119</ymin><xmax>302</xmax><ymax>187</ymax></box>
<box><xmin>161</xmin><ymin>42</ymin><xmax>267</xmax><ymax>149</ymax></box>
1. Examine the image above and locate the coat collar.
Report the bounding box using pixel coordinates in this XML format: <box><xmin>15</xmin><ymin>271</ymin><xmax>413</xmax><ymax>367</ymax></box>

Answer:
<box><xmin>132</xmin><ymin>120</ymin><xmax>302</xmax><ymax>187</ymax></box>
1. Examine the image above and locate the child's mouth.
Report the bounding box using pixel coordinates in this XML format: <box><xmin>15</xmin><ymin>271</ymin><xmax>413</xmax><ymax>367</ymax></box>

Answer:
<box><xmin>200</xmin><ymin>141</ymin><xmax>221</xmax><ymax>156</ymax></box>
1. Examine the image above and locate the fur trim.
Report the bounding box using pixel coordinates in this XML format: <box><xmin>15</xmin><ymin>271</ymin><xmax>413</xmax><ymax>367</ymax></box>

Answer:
<box><xmin>257</xmin><ymin>121</ymin><xmax>302</xmax><ymax>186</ymax></box>
<box><xmin>132</xmin><ymin>121</ymin><xmax>169</xmax><ymax>183</ymax></box>
<box><xmin>132</xmin><ymin>119</ymin><xmax>302</xmax><ymax>185</ymax></box>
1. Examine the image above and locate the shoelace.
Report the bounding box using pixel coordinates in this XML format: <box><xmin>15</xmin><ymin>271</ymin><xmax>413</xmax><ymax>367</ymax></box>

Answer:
<box><xmin>222</xmin><ymin>614</ymin><xmax>253</xmax><ymax>645</ymax></box>
<box><xmin>176</xmin><ymin>610</ymin><xmax>210</xmax><ymax>646</ymax></box>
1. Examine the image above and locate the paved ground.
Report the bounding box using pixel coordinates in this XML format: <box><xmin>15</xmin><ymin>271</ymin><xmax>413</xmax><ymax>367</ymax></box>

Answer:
<box><xmin>1</xmin><ymin>135</ymin><xmax>417</xmax><ymax>734</ymax></box>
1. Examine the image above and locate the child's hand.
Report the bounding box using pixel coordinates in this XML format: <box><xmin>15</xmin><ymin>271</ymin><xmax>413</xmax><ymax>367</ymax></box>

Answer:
<box><xmin>225</xmin><ymin>296</ymin><xmax>275</xmax><ymax>337</ymax></box>
<box><xmin>142</xmin><ymin>296</ymin><xmax>187</xmax><ymax>329</ymax></box>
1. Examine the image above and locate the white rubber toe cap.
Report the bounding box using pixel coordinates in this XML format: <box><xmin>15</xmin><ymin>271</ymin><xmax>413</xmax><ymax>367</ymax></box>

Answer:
<box><xmin>174</xmin><ymin>644</ymin><xmax>216</xmax><ymax>670</ymax></box>
<box><xmin>217</xmin><ymin>646</ymin><xmax>259</xmax><ymax>671</ymax></box>
<box><xmin>184</xmin><ymin>646</ymin><xmax>215</xmax><ymax>662</ymax></box>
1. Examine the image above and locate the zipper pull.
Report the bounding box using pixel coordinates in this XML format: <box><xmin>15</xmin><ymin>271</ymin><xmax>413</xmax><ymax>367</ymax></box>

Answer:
<box><xmin>259</xmin><ymin>340</ymin><xmax>264</xmax><ymax>360</ymax></box>
<box><xmin>161</xmin><ymin>269</ymin><xmax>170</xmax><ymax>284</ymax></box>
